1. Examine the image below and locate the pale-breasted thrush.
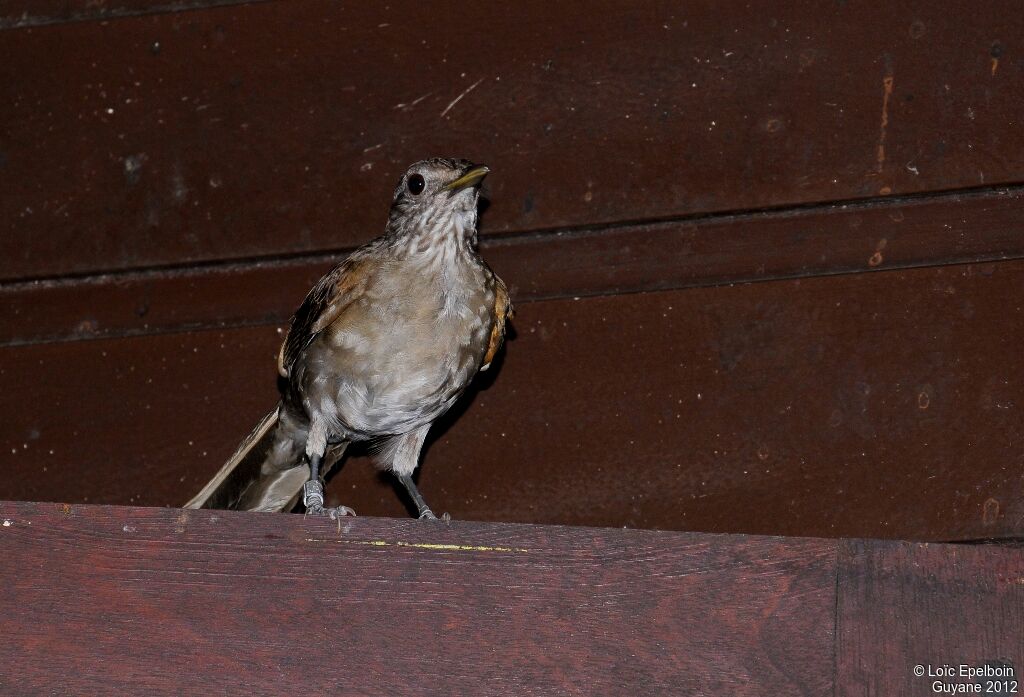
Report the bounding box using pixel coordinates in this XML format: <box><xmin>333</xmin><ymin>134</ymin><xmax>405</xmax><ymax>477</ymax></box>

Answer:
<box><xmin>186</xmin><ymin>158</ymin><xmax>512</xmax><ymax>519</ymax></box>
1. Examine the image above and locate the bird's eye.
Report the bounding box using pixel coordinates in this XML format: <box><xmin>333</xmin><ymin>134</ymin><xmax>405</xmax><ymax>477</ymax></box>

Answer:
<box><xmin>407</xmin><ymin>173</ymin><xmax>425</xmax><ymax>195</ymax></box>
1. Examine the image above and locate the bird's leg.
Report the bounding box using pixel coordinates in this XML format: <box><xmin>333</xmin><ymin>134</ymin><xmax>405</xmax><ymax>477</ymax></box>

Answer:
<box><xmin>396</xmin><ymin>473</ymin><xmax>448</xmax><ymax>521</ymax></box>
<box><xmin>379</xmin><ymin>427</ymin><xmax>448</xmax><ymax>520</ymax></box>
<box><xmin>303</xmin><ymin>451</ymin><xmax>356</xmax><ymax>519</ymax></box>
<box><xmin>302</xmin><ymin>451</ymin><xmax>325</xmax><ymax>513</ymax></box>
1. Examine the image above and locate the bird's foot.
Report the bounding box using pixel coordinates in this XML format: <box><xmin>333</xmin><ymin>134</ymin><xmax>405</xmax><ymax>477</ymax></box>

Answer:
<box><xmin>302</xmin><ymin>480</ymin><xmax>356</xmax><ymax>518</ymax></box>
<box><xmin>308</xmin><ymin>505</ymin><xmax>357</xmax><ymax>519</ymax></box>
<box><xmin>418</xmin><ymin>508</ymin><xmax>452</xmax><ymax>523</ymax></box>
<box><xmin>396</xmin><ymin>473</ymin><xmax>449</xmax><ymax>523</ymax></box>
<box><xmin>304</xmin><ymin>503</ymin><xmax>357</xmax><ymax>519</ymax></box>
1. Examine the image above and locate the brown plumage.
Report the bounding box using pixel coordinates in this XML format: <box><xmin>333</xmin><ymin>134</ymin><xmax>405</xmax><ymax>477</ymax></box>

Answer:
<box><xmin>186</xmin><ymin>158</ymin><xmax>511</xmax><ymax>518</ymax></box>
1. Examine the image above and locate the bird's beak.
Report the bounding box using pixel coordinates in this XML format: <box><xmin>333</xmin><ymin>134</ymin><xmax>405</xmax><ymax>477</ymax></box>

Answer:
<box><xmin>442</xmin><ymin>164</ymin><xmax>490</xmax><ymax>191</ymax></box>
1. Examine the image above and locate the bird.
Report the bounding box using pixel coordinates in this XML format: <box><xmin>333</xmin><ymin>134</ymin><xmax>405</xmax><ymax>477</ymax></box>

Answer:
<box><xmin>185</xmin><ymin>158</ymin><xmax>511</xmax><ymax>519</ymax></box>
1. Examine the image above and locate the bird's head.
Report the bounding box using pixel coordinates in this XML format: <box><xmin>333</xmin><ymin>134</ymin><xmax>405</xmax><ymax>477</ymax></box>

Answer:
<box><xmin>386</xmin><ymin>158</ymin><xmax>489</xmax><ymax>248</ymax></box>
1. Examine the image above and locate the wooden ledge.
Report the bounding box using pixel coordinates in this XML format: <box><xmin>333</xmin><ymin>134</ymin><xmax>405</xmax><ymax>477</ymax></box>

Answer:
<box><xmin>0</xmin><ymin>501</ymin><xmax>1019</xmax><ymax>695</ymax></box>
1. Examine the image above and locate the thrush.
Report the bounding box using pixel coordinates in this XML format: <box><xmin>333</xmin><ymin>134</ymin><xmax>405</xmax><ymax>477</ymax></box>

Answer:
<box><xmin>185</xmin><ymin>158</ymin><xmax>511</xmax><ymax>519</ymax></box>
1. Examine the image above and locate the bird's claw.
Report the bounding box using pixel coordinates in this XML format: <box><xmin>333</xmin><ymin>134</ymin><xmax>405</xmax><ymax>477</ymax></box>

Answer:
<box><xmin>304</xmin><ymin>504</ymin><xmax>357</xmax><ymax>519</ymax></box>
<box><xmin>418</xmin><ymin>509</ymin><xmax>451</xmax><ymax>523</ymax></box>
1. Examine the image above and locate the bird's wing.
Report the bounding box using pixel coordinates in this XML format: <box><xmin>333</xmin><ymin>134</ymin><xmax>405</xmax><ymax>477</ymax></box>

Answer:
<box><xmin>480</xmin><ymin>274</ymin><xmax>513</xmax><ymax>371</ymax></box>
<box><xmin>277</xmin><ymin>252</ymin><xmax>375</xmax><ymax>378</ymax></box>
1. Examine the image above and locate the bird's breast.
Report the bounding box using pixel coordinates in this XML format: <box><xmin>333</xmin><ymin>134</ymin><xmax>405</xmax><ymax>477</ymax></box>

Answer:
<box><xmin>302</xmin><ymin>260</ymin><xmax>495</xmax><ymax>437</ymax></box>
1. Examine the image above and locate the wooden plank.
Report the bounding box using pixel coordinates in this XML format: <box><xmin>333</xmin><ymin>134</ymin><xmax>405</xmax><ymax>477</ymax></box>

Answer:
<box><xmin>4</xmin><ymin>187</ymin><xmax>1024</xmax><ymax>347</ymax></box>
<box><xmin>1</xmin><ymin>260</ymin><xmax>1022</xmax><ymax>541</ymax></box>
<box><xmin>836</xmin><ymin>539</ymin><xmax>1024</xmax><ymax>696</ymax></box>
<box><xmin>0</xmin><ymin>0</ymin><xmax>265</xmax><ymax>29</ymax></box>
<box><xmin>2</xmin><ymin>2</ymin><xmax>1024</xmax><ymax>279</ymax></box>
<box><xmin>0</xmin><ymin>501</ymin><xmax>837</xmax><ymax>696</ymax></box>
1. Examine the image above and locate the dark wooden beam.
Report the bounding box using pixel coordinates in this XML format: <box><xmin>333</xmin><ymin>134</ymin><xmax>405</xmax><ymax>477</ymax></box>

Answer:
<box><xmin>2</xmin><ymin>259</ymin><xmax>1021</xmax><ymax>541</ymax></box>
<box><xmin>837</xmin><ymin>539</ymin><xmax>1024</xmax><ymax>695</ymax></box>
<box><xmin>1</xmin><ymin>501</ymin><xmax>1019</xmax><ymax>695</ymax></box>
<box><xmin>0</xmin><ymin>501</ymin><xmax>837</xmax><ymax>695</ymax></box>
<box><xmin>2</xmin><ymin>2</ymin><xmax>1023</xmax><ymax>280</ymax></box>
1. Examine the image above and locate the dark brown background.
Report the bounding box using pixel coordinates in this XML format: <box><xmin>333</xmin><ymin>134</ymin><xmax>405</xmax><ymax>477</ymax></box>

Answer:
<box><xmin>2</xmin><ymin>0</ymin><xmax>1023</xmax><ymax>541</ymax></box>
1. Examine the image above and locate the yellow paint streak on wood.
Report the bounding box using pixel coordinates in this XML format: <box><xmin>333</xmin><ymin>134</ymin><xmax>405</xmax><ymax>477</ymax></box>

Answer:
<box><xmin>305</xmin><ymin>537</ymin><xmax>528</xmax><ymax>553</ymax></box>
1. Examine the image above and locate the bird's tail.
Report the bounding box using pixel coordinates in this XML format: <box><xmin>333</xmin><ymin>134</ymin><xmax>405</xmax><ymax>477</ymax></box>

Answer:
<box><xmin>183</xmin><ymin>404</ymin><xmax>300</xmax><ymax>512</ymax></box>
<box><xmin>185</xmin><ymin>403</ymin><xmax>350</xmax><ymax>512</ymax></box>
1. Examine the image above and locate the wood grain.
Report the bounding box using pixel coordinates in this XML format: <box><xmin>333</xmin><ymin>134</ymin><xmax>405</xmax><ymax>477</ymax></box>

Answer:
<box><xmin>1</xmin><ymin>260</ymin><xmax>1021</xmax><ymax>541</ymax></box>
<box><xmin>0</xmin><ymin>501</ymin><xmax>837</xmax><ymax>696</ymax></box>
<box><xmin>837</xmin><ymin>539</ymin><xmax>1024</xmax><ymax>696</ymax></box>
<box><xmin>2</xmin><ymin>2</ymin><xmax>1023</xmax><ymax>279</ymax></box>
<box><xmin>3</xmin><ymin>186</ymin><xmax>1024</xmax><ymax>347</ymax></box>
<box><xmin>0</xmin><ymin>0</ymin><xmax>265</xmax><ymax>28</ymax></box>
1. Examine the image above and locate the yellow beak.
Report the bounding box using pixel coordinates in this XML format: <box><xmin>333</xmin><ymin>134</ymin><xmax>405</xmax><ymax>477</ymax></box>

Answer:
<box><xmin>441</xmin><ymin>164</ymin><xmax>490</xmax><ymax>191</ymax></box>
